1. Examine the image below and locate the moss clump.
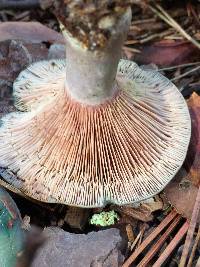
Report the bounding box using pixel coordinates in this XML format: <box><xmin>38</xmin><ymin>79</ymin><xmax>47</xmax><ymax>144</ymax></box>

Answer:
<box><xmin>90</xmin><ymin>210</ymin><xmax>119</xmax><ymax>227</ymax></box>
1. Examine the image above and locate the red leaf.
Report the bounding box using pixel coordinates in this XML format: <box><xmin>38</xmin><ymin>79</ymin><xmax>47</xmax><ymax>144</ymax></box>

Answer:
<box><xmin>164</xmin><ymin>169</ymin><xmax>200</xmax><ymax>222</ymax></box>
<box><xmin>0</xmin><ymin>22</ymin><xmax>64</xmax><ymax>44</ymax></box>
<box><xmin>135</xmin><ymin>40</ymin><xmax>200</xmax><ymax>67</ymax></box>
<box><xmin>184</xmin><ymin>92</ymin><xmax>200</xmax><ymax>186</ymax></box>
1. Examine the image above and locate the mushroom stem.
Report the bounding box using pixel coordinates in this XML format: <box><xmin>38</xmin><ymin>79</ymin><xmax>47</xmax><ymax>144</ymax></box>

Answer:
<box><xmin>62</xmin><ymin>8</ymin><xmax>132</xmax><ymax>105</ymax></box>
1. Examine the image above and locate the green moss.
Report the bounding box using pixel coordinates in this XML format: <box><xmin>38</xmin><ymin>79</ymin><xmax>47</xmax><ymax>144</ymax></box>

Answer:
<box><xmin>90</xmin><ymin>210</ymin><xmax>119</xmax><ymax>227</ymax></box>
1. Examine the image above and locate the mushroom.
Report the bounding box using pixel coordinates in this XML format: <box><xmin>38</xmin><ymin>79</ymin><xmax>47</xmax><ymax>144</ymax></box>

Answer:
<box><xmin>0</xmin><ymin>1</ymin><xmax>191</xmax><ymax>207</ymax></box>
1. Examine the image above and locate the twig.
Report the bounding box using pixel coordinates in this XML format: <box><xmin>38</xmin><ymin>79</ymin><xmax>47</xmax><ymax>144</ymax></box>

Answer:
<box><xmin>138</xmin><ymin>215</ymin><xmax>181</xmax><ymax>267</ymax></box>
<box><xmin>125</xmin><ymin>40</ymin><xmax>139</xmax><ymax>45</ymax></box>
<box><xmin>139</xmin><ymin>33</ymin><xmax>167</xmax><ymax>44</ymax></box>
<box><xmin>159</xmin><ymin>62</ymin><xmax>200</xmax><ymax>71</ymax></box>
<box><xmin>152</xmin><ymin>221</ymin><xmax>189</xmax><ymax>267</ymax></box>
<box><xmin>196</xmin><ymin>257</ymin><xmax>200</xmax><ymax>267</ymax></box>
<box><xmin>126</xmin><ymin>28</ymin><xmax>174</xmax><ymax>45</ymax></box>
<box><xmin>131</xmin><ymin>18</ymin><xmax>156</xmax><ymax>25</ymax></box>
<box><xmin>171</xmin><ymin>65</ymin><xmax>200</xmax><ymax>81</ymax></box>
<box><xmin>130</xmin><ymin>229</ymin><xmax>143</xmax><ymax>251</ymax></box>
<box><xmin>138</xmin><ymin>225</ymin><xmax>145</xmax><ymax>247</ymax></box>
<box><xmin>122</xmin><ymin>210</ymin><xmax>177</xmax><ymax>267</ymax></box>
<box><xmin>0</xmin><ymin>0</ymin><xmax>39</xmax><ymax>10</ymax></box>
<box><xmin>179</xmin><ymin>186</ymin><xmax>200</xmax><ymax>267</ymax></box>
<box><xmin>123</xmin><ymin>46</ymin><xmax>141</xmax><ymax>53</ymax></box>
<box><xmin>187</xmin><ymin>225</ymin><xmax>200</xmax><ymax>267</ymax></box>
<box><xmin>129</xmin><ymin>25</ymin><xmax>141</xmax><ymax>31</ymax></box>
<box><xmin>139</xmin><ymin>29</ymin><xmax>174</xmax><ymax>44</ymax></box>
<box><xmin>165</xmin><ymin>35</ymin><xmax>185</xmax><ymax>40</ymax></box>
<box><xmin>149</xmin><ymin>4</ymin><xmax>200</xmax><ymax>50</ymax></box>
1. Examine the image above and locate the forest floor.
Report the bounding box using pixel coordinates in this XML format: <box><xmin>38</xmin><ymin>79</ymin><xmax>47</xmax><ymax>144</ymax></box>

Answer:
<box><xmin>0</xmin><ymin>1</ymin><xmax>200</xmax><ymax>266</ymax></box>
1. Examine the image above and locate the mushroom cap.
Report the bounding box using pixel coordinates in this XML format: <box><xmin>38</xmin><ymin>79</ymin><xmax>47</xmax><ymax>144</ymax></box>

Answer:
<box><xmin>0</xmin><ymin>59</ymin><xmax>191</xmax><ymax>207</ymax></box>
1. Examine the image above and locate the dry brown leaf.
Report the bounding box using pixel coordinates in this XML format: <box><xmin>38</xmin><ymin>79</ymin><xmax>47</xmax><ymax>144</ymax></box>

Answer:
<box><xmin>0</xmin><ymin>40</ymin><xmax>48</xmax><ymax>82</ymax></box>
<box><xmin>113</xmin><ymin>205</ymin><xmax>153</xmax><ymax>222</ymax></box>
<box><xmin>141</xmin><ymin>196</ymin><xmax>163</xmax><ymax>213</ymax></box>
<box><xmin>0</xmin><ymin>22</ymin><xmax>64</xmax><ymax>44</ymax></box>
<box><xmin>184</xmin><ymin>92</ymin><xmax>200</xmax><ymax>186</ymax></box>
<box><xmin>164</xmin><ymin>169</ymin><xmax>200</xmax><ymax>223</ymax></box>
<box><xmin>134</xmin><ymin>40</ymin><xmax>200</xmax><ymax>67</ymax></box>
<box><xmin>64</xmin><ymin>207</ymin><xmax>91</xmax><ymax>230</ymax></box>
<box><xmin>112</xmin><ymin>197</ymin><xmax>163</xmax><ymax>223</ymax></box>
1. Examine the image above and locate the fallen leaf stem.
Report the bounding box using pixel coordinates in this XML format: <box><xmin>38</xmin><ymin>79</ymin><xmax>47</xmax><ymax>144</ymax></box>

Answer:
<box><xmin>153</xmin><ymin>221</ymin><xmax>189</xmax><ymax>267</ymax></box>
<box><xmin>122</xmin><ymin>210</ymin><xmax>177</xmax><ymax>267</ymax></box>
<box><xmin>138</xmin><ymin>215</ymin><xmax>181</xmax><ymax>267</ymax></box>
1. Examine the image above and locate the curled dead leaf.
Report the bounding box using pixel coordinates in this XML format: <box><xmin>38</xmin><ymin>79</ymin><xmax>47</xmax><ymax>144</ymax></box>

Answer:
<box><xmin>112</xmin><ymin>197</ymin><xmax>163</xmax><ymax>223</ymax></box>
<box><xmin>164</xmin><ymin>169</ymin><xmax>200</xmax><ymax>223</ymax></box>
<box><xmin>0</xmin><ymin>22</ymin><xmax>64</xmax><ymax>44</ymax></box>
<box><xmin>184</xmin><ymin>92</ymin><xmax>200</xmax><ymax>186</ymax></box>
<box><xmin>135</xmin><ymin>40</ymin><xmax>200</xmax><ymax>67</ymax></box>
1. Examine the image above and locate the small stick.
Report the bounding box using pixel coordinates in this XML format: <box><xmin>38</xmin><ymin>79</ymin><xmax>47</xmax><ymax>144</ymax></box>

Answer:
<box><xmin>140</xmin><ymin>30</ymin><xmax>173</xmax><ymax>44</ymax></box>
<box><xmin>149</xmin><ymin>4</ymin><xmax>200</xmax><ymax>50</ymax></box>
<box><xmin>123</xmin><ymin>46</ymin><xmax>141</xmax><ymax>53</ymax></box>
<box><xmin>126</xmin><ymin>29</ymin><xmax>174</xmax><ymax>45</ymax></box>
<box><xmin>171</xmin><ymin>66</ymin><xmax>200</xmax><ymax>81</ymax></box>
<box><xmin>137</xmin><ymin>225</ymin><xmax>146</xmax><ymax>247</ymax></box>
<box><xmin>131</xmin><ymin>18</ymin><xmax>156</xmax><ymax>25</ymax></box>
<box><xmin>152</xmin><ymin>221</ymin><xmax>189</xmax><ymax>267</ymax></box>
<box><xmin>179</xmin><ymin>186</ymin><xmax>200</xmax><ymax>267</ymax></box>
<box><xmin>196</xmin><ymin>256</ymin><xmax>200</xmax><ymax>267</ymax></box>
<box><xmin>122</xmin><ymin>210</ymin><xmax>177</xmax><ymax>267</ymax></box>
<box><xmin>159</xmin><ymin>62</ymin><xmax>200</xmax><ymax>71</ymax></box>
<box><xmin>130</xmin><ymin>230</ymin><xmax>143</xmax><ymax>251</ymax></box>
<box><xmin>125</xmin><ymin>40</ymin><xmax>139</xmax><ymax>45</ymax></box>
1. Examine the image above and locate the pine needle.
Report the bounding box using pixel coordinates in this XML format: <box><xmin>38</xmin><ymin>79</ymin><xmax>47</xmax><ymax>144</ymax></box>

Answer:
<box><xmin>149</xmin><ymin>4</ymin><xmax>200</xmax><ymax>50</ymax></box>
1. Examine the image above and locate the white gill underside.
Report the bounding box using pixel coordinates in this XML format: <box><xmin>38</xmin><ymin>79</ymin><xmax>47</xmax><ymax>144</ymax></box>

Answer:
<box><xmin>0</xmin><ymin>59</ymin><xmax>191</xmax><ymax>207</ymax></box>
